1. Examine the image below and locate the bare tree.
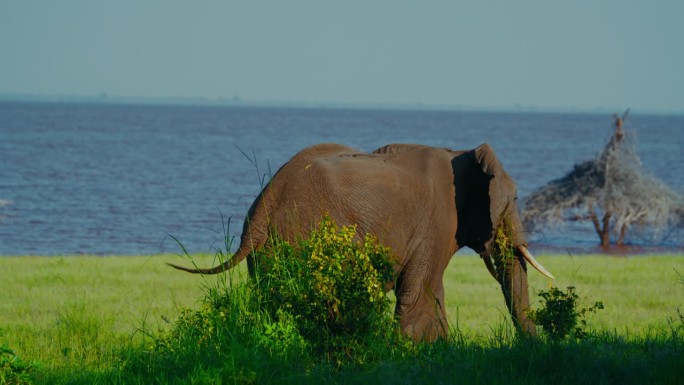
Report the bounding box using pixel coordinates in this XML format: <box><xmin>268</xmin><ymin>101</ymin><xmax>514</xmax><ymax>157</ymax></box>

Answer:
<box><xmin>522</xmin><ymin>110</ymin><xmax>684</xmax><ymax>247</ymax></box>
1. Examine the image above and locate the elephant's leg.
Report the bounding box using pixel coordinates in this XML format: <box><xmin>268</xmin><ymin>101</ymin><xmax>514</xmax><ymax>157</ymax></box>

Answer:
<box><xmin>394</xmin><ymin>272</ymin><xmax>448</xmax><ymax>342</ymax></box>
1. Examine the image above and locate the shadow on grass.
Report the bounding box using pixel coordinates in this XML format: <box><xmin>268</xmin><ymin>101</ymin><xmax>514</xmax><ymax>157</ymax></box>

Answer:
<box><xmin>31</xmin><ymin>330</ymin><xmax>684</xmax><ymax>385</ymax></box>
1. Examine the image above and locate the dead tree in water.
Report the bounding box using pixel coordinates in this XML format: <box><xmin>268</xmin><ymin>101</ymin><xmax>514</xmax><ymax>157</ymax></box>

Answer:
<box><xmin>522</xmin><ymin>110</ymin><xmax>684</xmax><ymax>247</ymax></box>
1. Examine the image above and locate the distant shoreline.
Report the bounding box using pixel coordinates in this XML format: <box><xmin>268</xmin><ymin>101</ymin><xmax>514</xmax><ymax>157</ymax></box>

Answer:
<box><xmin>2</xmin><ymin>93</ymin><xmax>681</xmax><ymax>116</ymax></box>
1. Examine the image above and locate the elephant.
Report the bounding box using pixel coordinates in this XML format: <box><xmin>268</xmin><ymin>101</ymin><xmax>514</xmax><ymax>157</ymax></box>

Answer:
<box><xmin>169</xmin><ymin>143</ymin><xmax>554</xmax><ymax>341</ymax></box>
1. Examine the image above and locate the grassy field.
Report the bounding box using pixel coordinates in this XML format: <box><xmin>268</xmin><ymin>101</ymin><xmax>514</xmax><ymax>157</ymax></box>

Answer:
<box><xmin>0</xmin><ymin>254</ymin><xmax>220</xmax><ymax>371</ymax></box>
<box><xmin>444</xmin><ymin>253</ymin><xmax>684</xmax><ymax>335</ymax></box>
<box><xmin>1</xmin><ymin>253</ymin><xmax>683</xmax><ymax>384</ymax></box>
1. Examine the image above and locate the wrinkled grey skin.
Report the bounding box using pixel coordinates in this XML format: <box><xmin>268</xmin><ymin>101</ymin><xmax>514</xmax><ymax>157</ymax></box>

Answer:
<box><xmin>170</xmin><ymin>143</ymin><xmax>535</xmax><ymax>341</ymax></box>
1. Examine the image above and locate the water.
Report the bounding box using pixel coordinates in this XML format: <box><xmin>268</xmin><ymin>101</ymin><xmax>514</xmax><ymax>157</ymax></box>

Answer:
<box><xmin>1</xmin><ymin>101</ymin><xmax>682</xmax><ymax>256</ymax></box>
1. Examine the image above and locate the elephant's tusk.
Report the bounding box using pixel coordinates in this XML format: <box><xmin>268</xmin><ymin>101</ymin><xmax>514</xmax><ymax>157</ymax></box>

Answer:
<box><xmin>480</xmin><ymin>253</ymin><xmax>499</xmax><ymax>281</ymax></box>
<box><xmin>518</xmin><ymin>245</ymin><xmax>555</xmax><ymax>280</ymax></box>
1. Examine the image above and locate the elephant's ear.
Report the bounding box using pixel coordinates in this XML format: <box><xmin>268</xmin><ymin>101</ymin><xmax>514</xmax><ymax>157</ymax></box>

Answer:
<box><xmin>474</xmin><ymin>143</ymin><xmax>502</xmax><ymax>177</ymax></box>
<box><xmin>474</xmin><ymin>143</ymin><xmax>511</xmax><ymax>252</ymax></box>
<box><xmin>473</xmin><ymin>143</ymin><xmax>524</xmax><ymax>249</ymax></box>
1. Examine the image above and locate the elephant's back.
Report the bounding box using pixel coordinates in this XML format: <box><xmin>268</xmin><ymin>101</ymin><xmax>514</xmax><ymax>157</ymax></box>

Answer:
<box><xmin>250</xmin><ymin>144</ymin><xmax>359</xmax><ymax>233</ymax></box>
<box><xmin>288</xmin><ymin>143</ymin><xmax>357</xmax><ymax>165</ymax></box>
<box><xmin>261</xmin><ymin>143</ymin><xmax>358</xmax><ymax>198</ymax></box>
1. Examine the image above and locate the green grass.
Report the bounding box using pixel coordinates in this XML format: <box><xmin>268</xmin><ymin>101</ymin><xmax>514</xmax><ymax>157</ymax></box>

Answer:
<box><xmin>1</xmin><ymin>253</ymin><xmax>683</xmax><ymax>384</ymax></box>
<box><xmin>0</xmin><ymin>254</ymin><xmax>220</xmax><ymax>379</ymax></box>
<box><xmin>444</xmin><ymin>254</ymin><xmax>684</xmax><ymax>335</ymax></box>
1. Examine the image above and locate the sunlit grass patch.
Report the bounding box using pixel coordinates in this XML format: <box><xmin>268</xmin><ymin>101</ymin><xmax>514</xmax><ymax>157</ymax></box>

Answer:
<box><xmin>443</xmin><ymin>253</ymin><xmax>684</xmax><ymax>336</ymax></box>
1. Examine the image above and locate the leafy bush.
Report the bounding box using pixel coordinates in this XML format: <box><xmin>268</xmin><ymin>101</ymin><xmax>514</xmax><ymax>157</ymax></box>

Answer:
<box><xmin>0</xmin><ymin>346</ymin><xmax>34</xmax><ymax>385</ymax></box>
<box><xmin>528</xmin><ymin>285</ymin><xmax>603</xmax><ymax>340</ymax></box>
<box><xmin>141</xmin><ymin>215</ymin><xmax>400</xmax><ymax>378</ymax></box>
<box><xmin>256</xmin><ymin>217</ymin><xmax>395</xmax><ymax>332</ymax></box>
<box><xmin>254</xmin><ymin>215</ymin><xmax>399</xmax><ymax>362</ymax></box>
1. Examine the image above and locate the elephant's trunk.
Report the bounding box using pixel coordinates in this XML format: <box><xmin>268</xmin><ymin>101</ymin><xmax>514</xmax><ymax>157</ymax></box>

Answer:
<box><xmin>494</xmin><ymin>248</ymin><xmax>536</xmax><ymax>336</ymax></box>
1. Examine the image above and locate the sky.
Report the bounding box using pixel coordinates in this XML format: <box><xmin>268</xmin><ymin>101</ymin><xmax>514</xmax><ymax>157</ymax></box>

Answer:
<box><xmin>1</xmin><ymin>1</ymin><xmax>683</xmax><ymax>112</ymax></box>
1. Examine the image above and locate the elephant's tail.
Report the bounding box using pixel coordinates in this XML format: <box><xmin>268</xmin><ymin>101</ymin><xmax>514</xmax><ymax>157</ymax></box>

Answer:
<box><xmin>168</xmin><ymin>183</ymin><xmax>273</xmax><ymax>275</ymax></box>
<box><xmin>166</xmin><ymin>246</ymin><xmax>251</xmax><ymax>275</ymax></box>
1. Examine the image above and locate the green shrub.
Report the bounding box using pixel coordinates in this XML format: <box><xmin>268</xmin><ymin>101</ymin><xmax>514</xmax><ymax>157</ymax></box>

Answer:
<box><xmin>0</xmin><ymin>346</ymin><xmax>35</xmax><ymax>385</ymax></box>
<box><xmin>528</xmin><ymin>285</ymin><xmax>603</xmax><ymax>340</ymax></box>
<box><xmin>255</xmin><ymin>215</ymin><xmax>399</xmax><ymax>362</ymax></box>
<box><xmin>141</xmin><ymin>215</ymin><xmax>400</xmax><ymax>378</ymax></box>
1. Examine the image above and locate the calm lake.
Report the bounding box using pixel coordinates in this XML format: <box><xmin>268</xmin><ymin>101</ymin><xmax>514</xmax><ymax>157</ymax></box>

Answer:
<box><xmin>1</xmin><ymin>101</ymin><xmax>682</xmax><ymax>256</ymax></box>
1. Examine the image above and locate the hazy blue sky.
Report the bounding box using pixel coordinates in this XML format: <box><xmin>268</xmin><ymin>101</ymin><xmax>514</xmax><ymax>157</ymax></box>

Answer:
<box><xmin>1</xmin><ymin>1</ymin><xmax>682</xmax><ymax>112</ymax></box>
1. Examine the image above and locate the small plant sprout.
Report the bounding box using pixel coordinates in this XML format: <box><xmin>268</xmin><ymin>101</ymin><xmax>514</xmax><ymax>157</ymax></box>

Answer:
<box><xmin>528</xmin><ymin>285</ymin><xmax>604</xmax><ymax>340</ymax></box>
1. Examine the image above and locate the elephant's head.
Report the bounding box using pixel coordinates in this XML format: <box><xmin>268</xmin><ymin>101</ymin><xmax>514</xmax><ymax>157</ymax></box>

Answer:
<box><xmin>453</xmin><ymin>144</ymin><xmax>554</xmax><ymax>335</ymax></box>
